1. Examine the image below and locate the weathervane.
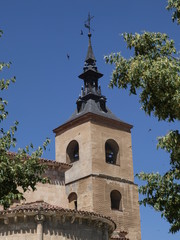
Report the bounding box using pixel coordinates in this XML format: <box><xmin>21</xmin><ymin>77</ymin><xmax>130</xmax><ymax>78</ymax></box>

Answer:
<box><xmin>84</xmin><ymin>12</ymin><xmax>94</xmax><ymax>34</ymax></box>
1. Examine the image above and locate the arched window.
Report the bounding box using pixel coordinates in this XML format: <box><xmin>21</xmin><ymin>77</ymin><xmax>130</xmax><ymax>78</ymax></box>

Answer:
<box><xmin>68</xmin><ymin>192</ymin><xmax>78</xmax><ymax>210</ymax></box>
<box><xmin>105</xmin><ymin>139</ymin><xmax>119</xmax><ymax>165</ymax></box>
<box><xmin>66</xmin><ymin>140</ymin><xmax>79</xmax><ymax>163</ymax></box>
<box><xmin>110</xmin><ymin>190</ymin><xmax>122</xmax><ymax>211</ymax></box>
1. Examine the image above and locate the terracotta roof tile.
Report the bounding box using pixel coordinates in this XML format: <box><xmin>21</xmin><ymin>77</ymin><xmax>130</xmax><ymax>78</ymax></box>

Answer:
<box><xmin>7</xmin><ymin>152</ymin><xmax>71</xmax><ymax>169</ymax></box>
<box><xmin>0</xmin><ymin>201</ymin><xmax>116</xmax><ymax>227</ymax></box>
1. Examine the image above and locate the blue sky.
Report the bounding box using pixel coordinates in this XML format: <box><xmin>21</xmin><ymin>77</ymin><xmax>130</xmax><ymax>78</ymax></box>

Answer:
<box><xmin>1</xmin><ymin>1</ymin><xmax>180</xmax><ymax>239</ymax></box>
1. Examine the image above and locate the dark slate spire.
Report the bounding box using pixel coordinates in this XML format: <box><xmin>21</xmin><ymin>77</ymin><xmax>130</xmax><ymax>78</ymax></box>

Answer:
<box><xmin>78</xmin><ymin>32</ymin><xmax>103</xmax><ymax>83</ymax></box>
<box><xmin>53</xmin><ymin>14</ymin><xmax>133</xmax><ymax>132</ymax></box>
<box><xmin>77</xmin><ymin>31</ymin><xmax>107</xmax><ymax>114</ymax></box>
<box><xmin>67</xmin><ymin>13</ymin><xmax>127</xmax><ymax>124</ymax></box>
<box><xmin>85</xmin><ymin>32</ymin><xmax>96</xmax><ymax>62</ymax></box>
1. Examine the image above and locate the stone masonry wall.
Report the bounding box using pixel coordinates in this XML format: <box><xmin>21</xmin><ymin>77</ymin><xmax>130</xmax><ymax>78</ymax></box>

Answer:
<box><xmin>92</xmin><ymin>176</ymin><xmax>141</xmax><ymax>240</ymax></box>
<box><xmin>0</xmin><ymin>216</ymin><xmax>37</xmax><ymax>240</ymax></box>
<box><xmin>55</xmin><ymin>122</ymin><xmax>93</xmax><ymax>184</ymax></box>
<box><xmin>65</xmin><ymin>177</ymin><xmax>93</xmax><ymax>212</ymax></box>
<box><xmin>90</xmin><ymin>121</ymin><xmax>134</xmax><ymax>182</ymax></box>
<box><xmin>23</xmin><ymin>168</ymin><xmax>68</xmax><ymax>208</ymax></box>
<box><xmin>0</xmin><ymin>215</ymin><xmax>111</xmax><ymax>240</ymax></box>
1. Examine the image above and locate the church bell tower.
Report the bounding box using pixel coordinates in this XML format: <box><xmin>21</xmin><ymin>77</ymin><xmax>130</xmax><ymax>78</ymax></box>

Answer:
<box><xmin>53</xmin><ymin>15</ymin><xmax>141</xmax><ymax>240</ymax></box>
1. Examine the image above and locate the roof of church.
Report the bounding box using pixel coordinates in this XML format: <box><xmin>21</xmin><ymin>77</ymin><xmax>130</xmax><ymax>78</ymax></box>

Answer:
<box><xmin>0</xmin><ymin>201</ymin><xmax>116</xmax><ymax>230</ymax></box>
<box><xmin>39</xmin><ymin>158</ymin><xmax>71</xmax><ymax>169</ymax></box>
<box><xmin>54</xmin><ymin>31</ymin><xmax>132</xmax><ymax>133</ymax></box>
<box><xmin>85</xmin><ymin>32</ymin><xmax>96</xmax><ymax>62</ymax></box>
<box><xmin>68</xmin><ymin>99</ymin><xmax>128</xmax><ymax>124</ymax></box>
<box><xmin>8</xmin><ymin>152</ymin><xmax>71</xmax><ymax>170</ymax></box>
<box><xmin>0</xmin><ymin>201</ymin><xmax>109</xmax><ymax>219</ymax></box>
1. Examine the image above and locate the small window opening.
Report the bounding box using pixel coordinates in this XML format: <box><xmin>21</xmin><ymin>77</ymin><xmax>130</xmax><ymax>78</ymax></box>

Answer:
<box><xmin>110</xmin><ymin>190</ymin><xmax>122</xmax><ymax>211</ymax></box>
<box><xmin>66</xmin><ymin>140</ymin><xmax>79</xmax><ymax>163</ymax></box>
<box><xmin>74</xmin><ymin>200</ymin><xmax>77</xmax><ymax>210</ymax></box>
<box><xmin>105</xmin><ymin>139</ymin><xmax>119</xmax><ymax>165</ymax></box>
<box><xmin>68</xmin><ymin>192</ymin><xmax>78</xmax><ymax>210</ymax></box>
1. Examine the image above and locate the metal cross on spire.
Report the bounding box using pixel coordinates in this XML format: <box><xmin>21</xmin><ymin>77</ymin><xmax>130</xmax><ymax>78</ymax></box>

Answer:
<box><xmin>84</xmin><ymin>12</ymin><xmax>94</xmax><ymax>34</ymax></box>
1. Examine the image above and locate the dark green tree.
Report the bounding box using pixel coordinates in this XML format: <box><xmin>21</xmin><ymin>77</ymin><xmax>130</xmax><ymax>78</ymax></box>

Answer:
<box><xmin>167</xmin><ymin>0</ymin><xmax>180</xmax><ymax>24</ymax></box>
<box><xmin>0</xmin><ymin>30</ymin><xmax>50</xmax><ymax>209</ymax></box>
<box><xmin>104</xmin><ymin>2</ymin><xmax>180</xmax><ymax>234</ymax></box>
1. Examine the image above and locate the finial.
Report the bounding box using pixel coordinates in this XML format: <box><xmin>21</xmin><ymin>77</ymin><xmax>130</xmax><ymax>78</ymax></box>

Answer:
<box><xmin>84</xmin><ymin>12</ymin><xmax>94</xmax><ymax>36</ymax></box>
<box><xmin>77</xmin><ymin>14</ymin><xmax>105</xmax><ymax>114</ymax></box>
<box><xmin>83</xmin><ymin>13</ymin><xmax>96</xmax><ymax>62</ymax></box>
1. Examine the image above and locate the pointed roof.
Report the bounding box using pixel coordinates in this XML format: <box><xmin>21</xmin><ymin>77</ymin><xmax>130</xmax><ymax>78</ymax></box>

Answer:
<box><xmin>53</xmin><ymin>21</ymin><xmax>132</xmax><ymax>135</ymax></box>
<box><xmin>78</xmin><ymin>32</ymin><xmax>103</xmax><ymax>80</ymax></box>
<box><xmin>72</xmin><ymin>32</ymin><xmax>132</xmax><ymax>128</ymax></box>
<box><xmin>85</xmin><ymin>33</ymin><xmax>96</xmax><ymax>62</ymax></box>
<box><xmin>68</xmin><ymin>99</ymin><xmax>123</xmax><ymax>122</ymax></box>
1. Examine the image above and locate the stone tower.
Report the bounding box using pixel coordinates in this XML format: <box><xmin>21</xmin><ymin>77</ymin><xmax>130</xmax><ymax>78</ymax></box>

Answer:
<box><xmin>53</xmin><ymin>30</ymin><xmax>141</xmax><ymax>240</ymax></box>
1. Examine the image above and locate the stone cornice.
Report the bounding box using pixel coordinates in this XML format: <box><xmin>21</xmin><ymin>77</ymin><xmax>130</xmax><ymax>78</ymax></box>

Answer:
<box><xmin>53</xmin><ymin>112</ymin><xmax>133</xmax><ymax>136</ymax></box>
<box><xmin>65</xmin><ymin>174</ymin><xmax>137</xmax><ymax>186</ymax></box>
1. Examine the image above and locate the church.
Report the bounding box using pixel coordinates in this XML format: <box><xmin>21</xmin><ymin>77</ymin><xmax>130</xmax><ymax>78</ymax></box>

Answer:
<box><xmin>0</xmin><ymin>23</ymin><xmax>141</xmax><ymax>240</ymax></box>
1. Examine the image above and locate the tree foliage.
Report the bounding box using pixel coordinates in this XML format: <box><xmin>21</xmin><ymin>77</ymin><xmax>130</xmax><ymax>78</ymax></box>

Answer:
<box><xmin>105</xmin><ymin>32</ymin><xmax>180</xmax><ymax>233</ymax></box>
<box><xmin>105</xmin><ymin>32</ymin><xmax>180</xmax><ymax>122</ymax></box>
<box><xmin>0</xmin><ymin>30</ymin><xmax>50</xmax><ymax>209</ymax></box>
<box><xmin>137</xmin><ymin>131</ymin><xmax>180</xmax><ymax>233</ymax></box>
<box><xmin>167</xmin><ymin>0</ymin><xmax>180</xmax><ymax>24</ymax></box>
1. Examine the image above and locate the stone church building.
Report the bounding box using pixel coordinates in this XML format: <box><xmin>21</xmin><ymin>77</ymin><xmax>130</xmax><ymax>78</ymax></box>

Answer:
<box><xmin>0</xmin><ymin>31</ymin><xmax>141</xmax><ymax>240</ymax></box>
